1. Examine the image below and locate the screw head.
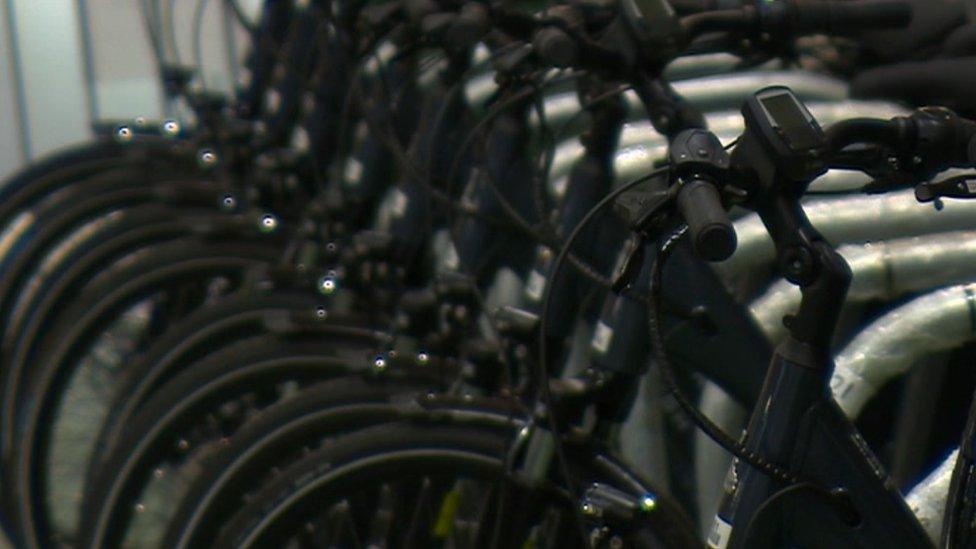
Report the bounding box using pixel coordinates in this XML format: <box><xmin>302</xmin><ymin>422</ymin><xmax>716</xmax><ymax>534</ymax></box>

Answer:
<box><xmin>639</xmin><ymin>494</ymin><xmax>657</xmax><ymax>512</ymax></box>
<box><xmin>162</xmin><ymin>119</ymin><xmax>180</xmax><ymax>137</ymax></box>
<box><xmin>318</xmin><ymin>276</ymin><xmax>337</xmax><ymax>295</ymax></box>
<box><xmin>580</xmin><ymin>501</ymin><xmax>598</xmax><ymax>517</ymax></box>
<box><xmin>198</xmin><ymin>149</ymin><xmax>217</xmax><ymax>167</ymax></box>
<box><xmin>115</xmin><ymin>125</ymin><xmax>133</xmax><ymax>143</ymax></box>
<box><xmin>259</xmin><ymin>214</ymin><xmax>278</xmax><ymax>233</ymax></box>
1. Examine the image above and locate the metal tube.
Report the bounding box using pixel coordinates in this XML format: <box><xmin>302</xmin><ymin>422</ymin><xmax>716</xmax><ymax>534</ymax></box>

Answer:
<box><xmin>751</xmin><ymin>231</ymin><xmax>976</xmax><ymax>342</ymax></box>
<box><xmin>722</xmin><ymin>189</ymin><xmax>976</xmax><ymax>283</ymax></box>
<box><xmin>832</xmin><ymin>283</ymin><xmax>976</xmax><ymax>417</ymax></box>
<box><xmin>526</xmin><ymin>70</ymin><xmax>850</xmax><ymax>131</ymax></box>
<box><xmin>905</xmin><ymin>449</ymin><xmax>957</xmax><ymax>543</ymax></box>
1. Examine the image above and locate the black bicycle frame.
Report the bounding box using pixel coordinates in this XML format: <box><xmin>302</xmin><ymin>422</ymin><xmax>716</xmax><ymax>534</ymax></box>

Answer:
<box><xmin>711</xmin><ymin>140</ymin><xmax>932</xmax><ymax>548</ymax></box>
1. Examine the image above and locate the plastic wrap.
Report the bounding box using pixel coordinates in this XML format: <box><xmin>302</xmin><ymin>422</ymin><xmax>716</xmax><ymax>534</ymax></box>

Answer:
<box><xmin>832</xmin><ymin>283</ymin><xmax>976</xmax><ymax>416</ymax></box>
<box><xmin>905</xmin><ymin>449</ymin><xmax>958</xmax><ymax>542</ymax></box>
<box><xmin>752</xmin><ymin>231</ymin><xmax>976</xmax><ymax>342</ymax></box>
<box><xmin>723</xmin><ymin>190</ymin><xmax>976</xmax><ymax>281</ymax></box>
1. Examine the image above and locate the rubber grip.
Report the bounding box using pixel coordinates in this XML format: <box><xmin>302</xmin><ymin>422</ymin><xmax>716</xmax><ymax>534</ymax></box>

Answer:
<box><xmin>676</xmin><ymin>179</ymin><xmax>736</xmax><ymax>261</ymax></box>
<box><xmin>794</xmin><ymin>0</ymin><xmax>913</xmax><ymax>34</ymax></box>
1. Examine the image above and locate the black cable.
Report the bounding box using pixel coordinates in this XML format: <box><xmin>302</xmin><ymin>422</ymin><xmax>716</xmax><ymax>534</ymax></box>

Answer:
<box><xmin>140</xmin><ymin>0</ymin><xmax>167</xmax><ymax>65</ymax></box>
<box><xmin>530</xmin><ymin>77</ymin><xmax>560</xmax><ymax>230</ymax></box>
<box><xmin>535</xmin><ymin>166</ymin><xmax>671</xmax><ymax>548</ymax></box>
<box><xmin>370</xmin><ymin>61</ymin><xmax>641</xmax><ymax>295</ymax></box>
<box><xmin>224</xmin><ymin>0</ymin><xmax>256</xmax><ymax>35</ymax></box>
<box><xmin>165</xmin><ymin>0</ymin><xmax>182</xmax><ymax>65</ymax></box>
<box><xmin>648</xmin><ymin>226</ymin><xmax>802</xmax><ymax>486</ymax></box>
<box><xmin>192</xmin><ymin>0</ymin><xmax>211</xmax><ymax>90</ymax></box>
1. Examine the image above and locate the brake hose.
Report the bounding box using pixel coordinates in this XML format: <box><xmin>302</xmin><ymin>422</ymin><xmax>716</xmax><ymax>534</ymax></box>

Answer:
<box><xmin>534</xmin><ymin>165</ymin><xmax>670</xmax><ymax>548</ymax></box>
<box><xmin>648</xmin><ymin>225</ymin><xmax>803</xmax><ymax>486</ymax></box>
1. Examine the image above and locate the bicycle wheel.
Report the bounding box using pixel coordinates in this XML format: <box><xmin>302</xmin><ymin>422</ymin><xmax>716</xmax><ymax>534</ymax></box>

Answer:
<box><xmin>81</xmin><ymin>329</ymin><xmax>399</xmax><ymax>549</ymax></box>
<box><xmin>3</xmin><ymin>236</ymin><xmax>283</xmax><ymax>549</ymax></box>
<box><xmin>87</xmin><ymin>287</ymin><xmax>331</xmax><ymax>478</ymax></box>
<box><xmin>81</xmin><ymin>362</ymin><xmax>446</xmax><ymax>547</ymax></box>
<box><xmin>0</xmin><ymin>137</ymin><xmax>198</xmax><ymax>240</ymax></box>
<box><xmin>0</xmin><ymin>177</ymin><xmax>222</xmax><ymax>330</ymax></box>
<box><xmin>212</xmin><ymin>415</ymin><xmax>700</xmax><ymax>548</ymax></box>
<box><xmin>0</xmin><ymin>207</ymin><xmax>239</xmax><ymax>355</ymax></box>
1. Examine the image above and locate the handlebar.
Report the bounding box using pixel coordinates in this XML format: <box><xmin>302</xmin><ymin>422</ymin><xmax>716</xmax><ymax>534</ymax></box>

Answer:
<box><xmin>825</xmin><ymin>108</ymin><xmax>976</xmax><ymax>173</ymax></box>
<box><xmin>782</xmin><ymin>0</ymin><xmax>913</xmax><ymax>35</ymax></box>
<box><xmin>676</xmin><ymin>179</ymin><xmax>737</xmax><ymax>261</ymax></box>
<box><xmin>680</xmin><ymin>0</ymin><xmax>913</xmax><ymax>39</ymax></box>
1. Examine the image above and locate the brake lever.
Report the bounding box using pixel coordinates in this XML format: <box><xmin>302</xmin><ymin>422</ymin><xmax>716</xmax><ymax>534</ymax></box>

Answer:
<box><xmin>610</xmin><ymin>188</ymin><xmax>672</xmax><ymax>293</ymax></box>
<box><xmin>915</xmin><ymin>173</ymin><xmax>976</xmax><ymax>202</ymax></box>
<box><xmin>829</xmin><ymin>145</ymin><xmax>915</xmax><ymax>194</ymax></box>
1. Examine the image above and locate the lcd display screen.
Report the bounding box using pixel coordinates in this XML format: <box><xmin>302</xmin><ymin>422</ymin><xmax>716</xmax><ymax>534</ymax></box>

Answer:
<box><xmin>759</xmin><ymin>92</ymin><xmax>822</xmax><ymax>151</ymax></box>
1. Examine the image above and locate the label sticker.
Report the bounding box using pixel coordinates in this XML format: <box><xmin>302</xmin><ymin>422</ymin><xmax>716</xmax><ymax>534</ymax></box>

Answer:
<box><xmin>442</xmin><ymin>242</ymin><xmax>459</xmax><ymax>271</ymax></box>
<box><xmin>525</xmin><ymin>271</ymin><xmax>546</xmax><ymax>301</ymax></box>
<box><xmin>707</xmin><ymin>516</ymin><xmax>733</xmax><ymax>549</ymax></box>
<box><xmin>391</xmin><ymin>189</ymin><xmax>408</xmax><ymax>218</ymax></box>
<box><xmin>591</xmin><ymin>322</ymin><xmax>613</xmax><ymax>354</ymax></box>
<box><xmin>343</xmin><ymin>158</ymin><xmax>363</xmax><ymax>185</ymax></box>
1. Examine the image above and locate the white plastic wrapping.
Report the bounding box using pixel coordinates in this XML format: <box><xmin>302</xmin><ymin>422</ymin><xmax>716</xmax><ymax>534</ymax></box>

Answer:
<box><xmin>906</xmin><ymin>449</ymin><xmax>958</xmax><ymax>543</ymax></box>
<box><xmin>832</xmin><ymin>283</ymin><xmax>976</xmax><ymax>416</ymax></box>
<box><xmin>724</xmin><ymin>190</ymin><xmax>976</xmax><ymax>281</ymax></box>
<box><xmin>751</xmin><ymin>231</ymin><xmax>976</xmax><ymax>342</ymax></box>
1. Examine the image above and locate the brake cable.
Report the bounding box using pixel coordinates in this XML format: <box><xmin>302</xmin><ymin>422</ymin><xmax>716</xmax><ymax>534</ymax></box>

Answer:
<box><xmin>648</xmin><ymin>225</ymin><xmax>803</xmax><ymax>486</ymax></box>
<box><xmin>533</xmin><ymin>165</ymin><xmax>670</xmax><ymax>547</ymax></box>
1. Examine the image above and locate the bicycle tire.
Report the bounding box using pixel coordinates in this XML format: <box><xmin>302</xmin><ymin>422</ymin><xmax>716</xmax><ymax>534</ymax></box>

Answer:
<box><xmin>161</xmin><ymin>374</ymin><xmax>450</xmax><ymax>549</ymax></box>
<box><xmin>3</xmin><ymin>236</ymin><xmax>283</xmax><ymax>549</ymax></box>
<box><xmin>213</xmin><ymin>418</ymin><xmax>700</xmax><ymax>548</ymax></box>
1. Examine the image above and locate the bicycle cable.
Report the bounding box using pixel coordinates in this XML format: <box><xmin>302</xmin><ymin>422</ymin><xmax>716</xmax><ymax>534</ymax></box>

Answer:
<box><xmin>649</xmin><ymin>229</ymin><xmax>803</xmax><ymax>486</ymax></box>
<box><xmin>534</xmin><ymin>164</ymin><xmax>671</xmax><ymax>548</ymax></box>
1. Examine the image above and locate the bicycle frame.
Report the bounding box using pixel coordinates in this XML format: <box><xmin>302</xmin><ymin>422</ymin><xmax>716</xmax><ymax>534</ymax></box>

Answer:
<box><xmin>710</xmin><ymin>99</ymin><xmax>936</xmax><ymax>548</ymax></box>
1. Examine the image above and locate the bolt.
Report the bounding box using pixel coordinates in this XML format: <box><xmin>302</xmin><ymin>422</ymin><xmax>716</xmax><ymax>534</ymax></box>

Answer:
<box><xmin>639</xmin><ymin>493</ymin><xmax>657</xmax><ymax>512</ymax></box>
<box><xmin>115</xmin><ymin>126</ymin><xmax>133</xmax><ymax>143</ymax></box>
<box><xmin>162</xmin><ymin>119</ymin><xmax>181</xmax><ymax>137</ymax></box>
<box><xmin>259</xmin><ymin>214</ymin><xmax>278</xmax><ymax>233</ymax></box>
<box><xmin>198</xmin><ymin>149</ymin><xmax>217</xmax><ymax>167</ymax></box>
<box><xmin>318</xmin><ymin>276</ymin><xmax>337</xmax><ymax>295</ymax></box>
<box><xmin>581</xmin><ymin>501</ymin><xmax>599</xmax><ymax>517</ymax></box>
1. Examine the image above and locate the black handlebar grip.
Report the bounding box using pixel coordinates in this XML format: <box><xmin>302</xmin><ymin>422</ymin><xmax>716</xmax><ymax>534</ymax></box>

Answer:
<box><xmin>676</xmin><ymin>179</ymin><xmax>736</xmax><ymax>261</ymax></box>
<box><xmin>793</xmin><ymin>0</ymin><xmax>913</xmax><ymax>34</ymax></box>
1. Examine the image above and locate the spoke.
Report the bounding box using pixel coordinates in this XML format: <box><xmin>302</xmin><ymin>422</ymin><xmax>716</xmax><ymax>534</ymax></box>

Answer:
<box><xmin>539</xmin><ymin>508</ymin><xmax>563</xmax><ymax>549</ymax></box>
<box><xmin>402</xmin><ymin>476</ymin><xmax>437</xmax><ymax>547</ymax></box>
<box><xmin>469</xmin><ymin>481</ymin><xmax>502</xmax><ymax>548</ymax></box>
<box><xmin>323</xmin><ymin>499</ymin><xmax>364</xmax><ymax>549</ymax></box>
<box><xmin>364</xmin><ymin>483</ymin><xmax>396</xmax><ymax>547</ymax></box>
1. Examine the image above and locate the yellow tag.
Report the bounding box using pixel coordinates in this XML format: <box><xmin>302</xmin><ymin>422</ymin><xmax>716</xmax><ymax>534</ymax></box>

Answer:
<box><xmin>433</xmin><ymin>489</ymin><xmax>461</xmax><ymax>538</ymax></box>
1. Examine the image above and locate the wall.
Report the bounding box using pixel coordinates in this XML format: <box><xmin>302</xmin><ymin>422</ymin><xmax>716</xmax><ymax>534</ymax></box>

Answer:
<box><xmin>0</xmin><ymin>0</ymin><xmax>257</xmax><ymax>178</ymax></box>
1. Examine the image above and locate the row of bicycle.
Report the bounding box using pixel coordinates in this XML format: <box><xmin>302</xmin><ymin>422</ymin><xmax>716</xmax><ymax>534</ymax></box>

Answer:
<box><xmin>4</xmin><ymin>0</ymin><xmax>976</xmax><ymax>547</ymax></box>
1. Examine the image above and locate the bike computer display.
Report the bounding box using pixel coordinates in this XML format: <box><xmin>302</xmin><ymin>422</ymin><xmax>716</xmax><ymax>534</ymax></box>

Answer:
<box><xmin>757</xmin><ymin>91</ymin><xmax>823</xmax><ymax>151</ymax></box>
<box><xmin>741</xmin><ymin>86</ymin><xmax>827</xmax><ymax>182</ymax></box>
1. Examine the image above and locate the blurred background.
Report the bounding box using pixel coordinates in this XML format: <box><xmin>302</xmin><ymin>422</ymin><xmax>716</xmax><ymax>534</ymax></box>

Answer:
<box><xmin>0</xmin><ymin>0</ymin><xmax>258</xmax><ymax>179</ymax></box>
